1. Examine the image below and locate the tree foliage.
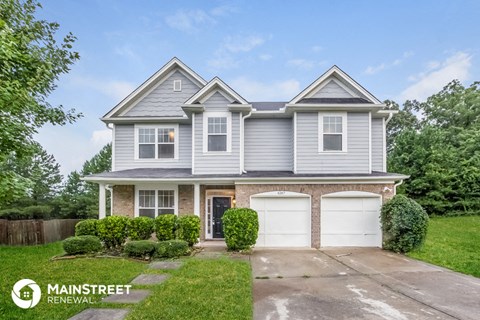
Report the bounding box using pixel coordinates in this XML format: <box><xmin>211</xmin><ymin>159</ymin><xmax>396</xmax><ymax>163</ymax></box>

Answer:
<box><xmin>388</xmin><ymin>80</ymin><xmax>480</xmax><ymax>215</ymax></box>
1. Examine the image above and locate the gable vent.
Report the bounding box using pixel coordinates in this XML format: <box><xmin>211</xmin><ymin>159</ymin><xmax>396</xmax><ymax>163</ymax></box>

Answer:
<box><xmin>173</xmin><ymin>80</ymin><xmax>182</xmax><ymax>92</ymax></box>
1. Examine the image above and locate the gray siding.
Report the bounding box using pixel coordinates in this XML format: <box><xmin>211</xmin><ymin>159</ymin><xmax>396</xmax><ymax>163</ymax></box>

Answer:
<box><xmin>202</xmin><ymin>91</ymin><xmax>233</xmax><ymax>111</ymax></box>
<box><xmin>296</xmin><ymin>112</ymin><xmax>370</xmax><ymax>174</ymax></box>
<box><xmin>124</xmin><ymin>70</ymin><xmax>201</xmax><ymax>117</ymax></box>
<box><xmin>114</xmin><ymin>124</ymin><xmax>192</xmax><ymax>170</ymax></box>
<box><xmin>311</xmin><ymin>80</ymin><xmax>353</xmax><ymax>98</ymax></box>
<box><xmin>371</xmin><ymin>118</ymin><xmax>384</xmax><ymax>172</ymax></box>
<box><xmin>244</xmin><ymin>118</ymin><xmax>293</xmax><ymax>171</ymax></box>
<box><xmin>194</xmin><ymin>112</ymin><xmax>240</xmax><ymax>174</ymax></box>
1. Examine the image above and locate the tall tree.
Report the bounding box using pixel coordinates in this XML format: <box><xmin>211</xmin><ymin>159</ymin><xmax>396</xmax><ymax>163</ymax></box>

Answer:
<box><xmin>384</xmin><ymin>99</ymin><xmax>420</xmax><ymax>154</ymax></box>
<box><xmin>0</xmin><ymin>0</ymin><xmax>81</xmax><ymax>205</ymax></box>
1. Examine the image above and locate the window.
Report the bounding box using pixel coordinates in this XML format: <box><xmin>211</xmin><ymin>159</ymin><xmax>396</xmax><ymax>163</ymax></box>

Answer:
<box><xmin>203</xmin><ymin>112</ymin><xmax>231</xmax><ymax>153</ymax></box>
<box><xmin>136</xmin><ymin>125</ymin><xmax>178</xmax><ymax>160</ymax></box>
<box><xmin>173</xmin><ymin>80</ymin><xmax>182</xmax><ymax>92</ymax></box>
<box><xmin>138</xmin><ymin>189</ymin><xmax>175</xmax><ymax>217</ymax></box>
<box><xmin>319</xmin><ymin>113</ymin><xmax>347</xmax><ymax>152</ymax></box>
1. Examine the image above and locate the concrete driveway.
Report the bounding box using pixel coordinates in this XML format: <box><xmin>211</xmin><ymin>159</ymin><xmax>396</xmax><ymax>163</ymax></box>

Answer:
<box><xmin>251</xmin><ymin>248</ymin><xmax>480</xmax><ymax>320</ymax></box>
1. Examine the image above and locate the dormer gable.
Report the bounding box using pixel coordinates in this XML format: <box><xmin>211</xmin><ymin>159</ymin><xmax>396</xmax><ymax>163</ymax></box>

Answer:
<box><xmin>289</xmin><ymin>65</ymin><xmax>381</xmax><ymax>105</ymax></box>
<box><xmin>102</xmin><ymin>57</ymin><xmax>207</xmax><ymax>121</ymax></box>
<box><xmin>184</xmin><ymin>77</ymin><xmax>249</xmax><ymax>106</ymax></box>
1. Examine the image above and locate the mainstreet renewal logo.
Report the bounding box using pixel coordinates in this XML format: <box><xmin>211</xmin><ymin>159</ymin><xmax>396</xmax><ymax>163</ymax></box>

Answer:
<box><xmin>11</xmin><ymin>279</ymin><xmax>41</xmax><ymax>309</ymax></box>
<box><xmin>11</xmin><ymin>279</ymin><xmax>132</xmax><ymax>308</ymax></box>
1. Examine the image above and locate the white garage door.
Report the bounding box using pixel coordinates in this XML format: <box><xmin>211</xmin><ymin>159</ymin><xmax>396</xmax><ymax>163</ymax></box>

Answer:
<box><xmin>321</xmin><ymin>194</ymin><xmax>382</xmax><ymax>247</ymax></box>
<box><xmin>251</xmin><ymin>195</ymin><xmax>310</xmax><ymax>247</ymax></box>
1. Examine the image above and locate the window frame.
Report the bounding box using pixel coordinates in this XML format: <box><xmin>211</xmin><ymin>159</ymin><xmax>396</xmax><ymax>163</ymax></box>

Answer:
<box><xmin>318</xmin><ymin>112</ymin><xmax>348</xmax><ymax>153</ymax></box>
<box><xmin>135</xmin><ymin>185</ymin><xmax>178</xmax><ymax>217</ymax></box>
<box><xmin>134</xmin><ymin>124</ymin><xmax>179</xmax><ymax>161</ymax></box>
<box><xmin>202</xmin><ymin>112</ymin><xmax>232</xmax><ymax>154</ymax></box>
<box><xmin>173</xmin><ymin>79</ymin><xmax>182</xmax><ymax>92</ymax></box>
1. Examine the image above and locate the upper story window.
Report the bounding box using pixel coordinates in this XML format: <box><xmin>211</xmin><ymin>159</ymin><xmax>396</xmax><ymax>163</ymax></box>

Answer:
<box><xmin>203</xmin><ymin>112</ymin><xmax>231</xmax><ymax>153</ymax></box>
<box><xmin>136</xmin><ymin>124</ymin><xmax>178</xmax><ymax>160</ymax></box>
<box><xmin>318</xmin><ymin>112</ymin><xmax>347</xmax><ymax>152</ymax></box>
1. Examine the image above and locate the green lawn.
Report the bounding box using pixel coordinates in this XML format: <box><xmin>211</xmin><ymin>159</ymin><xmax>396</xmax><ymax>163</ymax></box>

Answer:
<box><xmin>407</xmin><ymin>215</ymin><xmax>480</xmax><ymax>277</ymax></box>
<box><xmin>0</xmin><ymin>243</ymin><xmax>253</xmax><ymax>320</ymax></box>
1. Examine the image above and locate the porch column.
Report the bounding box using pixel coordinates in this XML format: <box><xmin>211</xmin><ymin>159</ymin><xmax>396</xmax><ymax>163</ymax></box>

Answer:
<box><xmin>99</xmin><ymin>183</ymin><xmax>106</xmax><ymax>219</ymax></box>
<box><xmin>193</xmin><ymin>183</ymin><xmax>200</xmax><ymax>216</ymax></box>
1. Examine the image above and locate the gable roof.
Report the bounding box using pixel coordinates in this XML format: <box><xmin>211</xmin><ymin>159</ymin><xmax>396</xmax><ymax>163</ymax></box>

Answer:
<box><xmin>289</xmin><ymin>65</ymin><xmax>382</xmax><ymax>105</ymax></box>
<box><xmin>102</xmin><ymin>57</ymin><xmax>207</xmax><ymax>120</ymax></box>
<box><xmin>184</xmin><ymin>77</ymin><xmax>249</xmax><ymax>105</ymax></box>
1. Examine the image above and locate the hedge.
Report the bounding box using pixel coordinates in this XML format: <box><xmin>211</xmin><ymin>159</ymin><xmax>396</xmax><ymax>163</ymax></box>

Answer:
<box><xmin>128</xmin><ymin>217</ymin><xmax>154</xmax><ymax>240</ymax></box>
<box><xmin>96</xmin><ymin>216</ymin><xmax>129</xmax><ymax>248</ymax></box>
<box><xmin>75</xmin><ymin>219</ymin><xmax>98</xmax><ymax>236</ymax></box>
<box><xmin>155</xmin><ymin>240</ymin><xmax>189</xmax><ymax>258</ymax></box>
<box><xmin>222</xmin><ymin>208</ymin><xmax>259</xmax><ymax>251</ymax></box>
<box><xmin>124</xmin><ymin>240</ymin><xmax>157</xmax><ymax>258</ymax></box>
<box><xmin>176</xmin><ymin>215</ymin><xmax>200</xmax><ymax>246</ymax></box>
<box><xmin>63</xmin><ymin>236</ymin><xmax>102</xmax><ymax>255</ymax></box>
<box><xmin>154</xmin><ymin>214</ymin><xmax>177</xmax><ymax>241</ymax></box>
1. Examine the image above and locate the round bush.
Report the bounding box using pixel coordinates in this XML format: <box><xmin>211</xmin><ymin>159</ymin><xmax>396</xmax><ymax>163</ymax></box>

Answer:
<box><xmin>381</xmin><ymin>195</ymin><xmax>429</xmax><ymax>253</ymax></box>
<box><xmin>96</xmin><ymin>215</ymin><xmax>129</xmax><ymax>248</ymax></box>
<box><xmin>128</xmin><ymin>217</ymin><xmax>154</xmax><ymax>240</ymax></box>
<box><xmin>155</xmin><ymin>240</ymin><xmax>189</xmax><ymax>258</ymax></box>
<box><xmin>222</xmin><ymin>208</ymin><xmax>259</xmax><ymax>251</ymax></box>
<box><xmin>154</xmin><ymin>214</ymin><xmax>177</xmax><ymax>241</ymax></box>
<box><xmin>124</xmin><ymin>240</ymin><xmax>157</xmax><ymax>258</ymax></box>
<box><xmin>75</xmin><ymin>219</ymin><xmax>98</xmax><ymax>236</ymax></box>
<box><xmin>63</xmin><ymin>235</ymin><xmax>102</xmax><ymax>255</ymax></box>
<box><xmin>176</xmin><ymin>215</ymin><xmax>200</xmax><ymax>246</ymax></box>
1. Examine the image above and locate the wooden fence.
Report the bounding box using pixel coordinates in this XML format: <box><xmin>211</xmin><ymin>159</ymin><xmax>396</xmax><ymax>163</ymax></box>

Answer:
<box><xmin>0</xmin><ymin>219</ymin><xmax>81</xmax><ymax>246</ymax></box>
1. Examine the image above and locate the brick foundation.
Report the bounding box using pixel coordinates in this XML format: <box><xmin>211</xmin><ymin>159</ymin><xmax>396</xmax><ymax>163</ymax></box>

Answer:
<box><xmin>235</xmin><ymin>183</ymin><xmax>394</xmax><ymax>248</ymax></box>
<box><xmin>112</xmin><ymin>185</ymin><xmax>134</xmax><ymax>217</ymax></box>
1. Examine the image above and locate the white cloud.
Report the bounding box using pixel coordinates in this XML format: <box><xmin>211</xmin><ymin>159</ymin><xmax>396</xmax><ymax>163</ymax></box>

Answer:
<box><xmin>71</xmin><ymin>76</ymin><xmax>136</xmax><ymax>101</ymax></box>
<box><xmin>114</xmin><ymin>45</ymin><xmax>140</xmax><ymax>61</ymax></box>
<box><xmin>210</xmin><ymin>5</ymin><xmax>237</xmax><ymax>17</ymax></box>
<box><xmin>287</xmin><ymin>59</ymin><xmax>326</xmax><ymax>70</ymax></box>
<box><xmin>259</xmin><ymin>54</ymin><xmax>272</xmax><ymax>61</ymax></box>
<box><xmin>165</xmin><ymin>9</ymin><xmax>215</xmax><ymax>33</ymax></box>
<box><xmin>91</xmin><ymin>129</ymin><xmax>112</xmax><ymax>149</ymax></box>
<box><xmin>223</xmin><ymin>35</ymin><xmax>265</xmax><ymax>53</ymax></box>
<box><xmin>400</xmin><ymin>51</ymin><xmax>472</xmax><ymax>102</ymax></box>
<box><xmin>365</xmin><ymin>51</ymin><xmax>414</xmax><ymax>75</ymax></box>
<box><xmin>229</xmin><ymin>77</ymin><xmax>301</xmax><ymax>101</ymax></box>
<box><xmin>312</xmin><ymin>45</ymin><xmax>323</xmax><ymax>52</ymax></box>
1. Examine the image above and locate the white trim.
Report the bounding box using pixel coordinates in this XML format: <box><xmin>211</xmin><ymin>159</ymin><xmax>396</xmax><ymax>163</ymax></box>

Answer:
<box><xmin>289</xmin><ymin>65</ymin><xmax>381</xmax><ymax>105</ymax></box>
<box><xmin>134</xmin><ymin>124</ymin><xmax>179</xmax><ymax>161</ymax></box>
<box><xmin>205</xmin><ymin>189</ymin><xmax>235</xmax><ymax>240</ymax></box>
<box><xmin>134</xmin><ymin>184</ymin><xmax>179</xmax><ymax>217</ymax></box>
<box><xmin>111</xmin><ymin>124</ymin><xmax>116</xmax><ymax>171</ymax></box>
<box><xmin>185</xmin><ymin>77</ymin><xmax>248</xmax><ymax>105</ymax></box>
<box><xmin>104</xmin><ymin>57</ymin><xmax>206</xmax><ymax>119</ymax></box>
<box><xmin>192</xmin><ymin>112</ymin><xmax>195</xmax><ymax>175</ymax></box>
<box><xmin>173</xmin><ymin>79</ymin><xmax>182</xmax><ymax>92</ymax></box>
<box><xmin>368</xmin><ymin>111</ymin><xmax>372</xmax><ymax>173</ymax></box>
<box><xmin>293</xmin><ymin>112</ymin><xmax>297</xmax><ymax>173</ymax></box>
<box><xmin>99</xmin><ymin>183</ymin><xmax>106</xmax><ymax>219</ymax></box>
<box><xmin>318</xmin><ymin>112</ymin><xmax>348</xmax><ymax>153</ymax></box>
<box><xmin>251</xmin><ymin>191</ymin><xmax>310</xmax><ymax>198</ymax></box>
<box><xmin>193</xmin><ymin>183</ymin><xmax>200</xmax><ymax>216</ymax></box>
<box><xmin>202</xmin><ymin>112</ymin><xmax>232</xmax><ymax>154</ymax></box>
<box><xmin>321</xmin><ymin>190</ymin><xmax>382</xmax><ymax>198</ymax></box>
<box><xmin>382</xmin><ymin>117</ymin><xmax>387</xmax><ymax>172</ymax></box>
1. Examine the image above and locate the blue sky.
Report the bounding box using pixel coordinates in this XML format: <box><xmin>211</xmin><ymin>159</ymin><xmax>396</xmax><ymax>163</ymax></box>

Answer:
<box><xmin>35</xmin><ymin>0</ymin><xmax>480</xmax><ymax>176</ymax></box>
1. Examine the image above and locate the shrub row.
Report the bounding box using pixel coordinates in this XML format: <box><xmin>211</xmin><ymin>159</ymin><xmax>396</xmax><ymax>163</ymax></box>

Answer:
<box><xmin>75</xmin><ymin>214</ymin><xmax>200</xmax><ymax>248</ymax></box>
<box><xmin>63</xmin><ymin>235</ymin><xmax>102</xmax><ymax>255</ymax></box>
<box><xmin>0</xmin><ymin>205</ymin><xmax>53</xmax><ymax>220</ymax></box>
<box><xmin>124</xmin><ymin>240</ymin><xmax>189</xmax><ymax>259</ymax></box>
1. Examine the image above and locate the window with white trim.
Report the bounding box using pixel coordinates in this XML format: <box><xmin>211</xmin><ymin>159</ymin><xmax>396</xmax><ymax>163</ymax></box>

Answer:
<box><xmin>173</xmin><ymin>80</ymin><xmax>182</xmax><ymax>91</ymax></box>
<box><xmin>138</xmin><ymin>189</ymin><xmax>175</xmax><ymax>218</ymax></box>
<box><xmin>136</xmin><ymin>125</ymin><xmax>177</xmax><ymax>159</ymax></box>
<box><xmin>319</xmin><ymin>113</ymin><xmax>347</xmax><ymax>152</ymax></box>
<box><xmin>207</xmin><ymin>117</ymin><xmax>227</xmax><ymax>151</ymax></box>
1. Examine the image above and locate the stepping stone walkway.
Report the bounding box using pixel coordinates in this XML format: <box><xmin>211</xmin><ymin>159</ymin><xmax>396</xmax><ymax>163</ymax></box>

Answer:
<box><xmin>68</xmin><ymin>308</ymin><xmax>129</xmax><ymax>320</ymax></box>
<box><xmin>69</xmin><ymin>261</ymin><xmax>177</xmax><ymax>320</ymax></box>
<box><xmin>131</xmin><ymin>273</ymin><xmax>169</xmax><ymax>285</ymax></box>
<box><xmin>102</xmin><ymin>289</ymin><xmax>151</xmax><ymax>303</ymax></box>
<box><xmin>149</xmin><ymin>261</ymin><xmax>183</xmax><ymax>270</ymax></box>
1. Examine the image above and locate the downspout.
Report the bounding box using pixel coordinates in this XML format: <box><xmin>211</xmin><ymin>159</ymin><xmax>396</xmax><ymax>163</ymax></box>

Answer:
<box><xmin>385</xmin><ymin>112</ymin><xmax>394</xmax><ymax>125</ymax></box>
<box><xmin>394</xmin><ymin>179</ymin><xmax>403</xmax><ymax>195</ymax></box>
<box><xmin>105</xmin><ymin>123</ymin><xmax>114</xmax><ymax>171</ymax></box>
<box><xmin>240</xmin><ymin>110</ymin><xmax>253</xmax><ymax>174</ymax></box>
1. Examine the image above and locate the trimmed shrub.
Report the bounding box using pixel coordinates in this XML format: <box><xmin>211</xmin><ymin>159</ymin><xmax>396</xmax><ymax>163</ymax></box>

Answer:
<box><xmin>22</xmin><ymin>205</ymin><xmax>52</xmax><ymax>219</ymax></box>
<box><xmin>155</xmin><ymin>240</ymin><xmax>189</xmax><ymax>258</ymax></box>
<box><xmin>222</xmin><ymin>208</ymin><xmax>259</xmax><ymax>251</ymax></box>
<box><xmin>381</xmin><ymin>195</ymin><xmax>429</xmax><ymax>253</ymax></box>
<box><xmin>124</xmin><ymin>240</ymin><xmax>157</xmax><ymax>258</ymax></box>
<box><xmin>75</xmin><ymin>219</ymin><xmax>98</xmax><ymax>236</ymax></box>
<box><xmin>96</xmin><ymin>215</ymin><xmax>129</xmax><ymax>248</ymax></box>
<box><xmin>154</xmin><ymin>214</ymin><xmax>177</xmax><ymax>241</ymax></box>
<box><xmin>63</xmin><ymin>236</ymin><xmax>102</xmax><ymax>255</ymax></box>
<box><xmin>176</xmin><ymin>215</ymin><xmax>200</xmax><ymax>246</ymax></box>
<box><xmin>128</xmin><ymin>217</ymin><xmax>154</xmax><ymax>240</ymax></box>
<box><xmin>0</xmin><ymin>208</ymin><xmax>28</xmax><ymax>220</ymax></box>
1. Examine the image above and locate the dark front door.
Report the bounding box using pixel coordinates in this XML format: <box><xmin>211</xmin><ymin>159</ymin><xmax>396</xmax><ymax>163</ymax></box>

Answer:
<box><xmin>212</xmin><ymin>197</ymin><xmax>231</xmax><ymax>238</ymax></box>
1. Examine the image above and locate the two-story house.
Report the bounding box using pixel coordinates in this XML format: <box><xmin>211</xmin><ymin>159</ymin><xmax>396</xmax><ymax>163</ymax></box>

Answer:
<box><xmin>84</xmin><ymin>57</ymin><xmax>408</xmax><ymax>248</ymax></box>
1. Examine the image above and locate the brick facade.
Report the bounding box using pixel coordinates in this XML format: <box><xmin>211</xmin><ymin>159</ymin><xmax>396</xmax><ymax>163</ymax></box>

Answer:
<box><xmin>112</xmin><ymin>185</ymin><xmax>134</xmax><ymax>217</ymax></box>
<box><xmin>178</xmin><ymin>185</ymin><xmax>194</xmax><ymax>216</ymax></box>
<box><xmin>235</xmin><ymin>183</ymin><xmax>394</xmax><ymax>248</ymax></box>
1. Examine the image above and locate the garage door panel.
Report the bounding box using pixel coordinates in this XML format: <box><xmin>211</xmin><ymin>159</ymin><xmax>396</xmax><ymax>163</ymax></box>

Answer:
<box><xmin>264</xmin><ymin>198</ymin><xmax>309</xmax><ymax>211</ymax></box>
<box><xmin>265</xmin><ymin>211</ymin><xmax>309</xmax><ymax>234</ymax></box>
<box><xmin>323</xmin><ymin>198</ymin><xmax>363</xmax><ymax>211</ymax></box>
<box><xmin>322</xmin><ymin>211</ymin><xmax>367</xmax><ymax>234</ymax></box>
<box><xmin>265</xmin><ymin>235</ymin><xmax>309</xmax><ymax>247</ymax></box>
